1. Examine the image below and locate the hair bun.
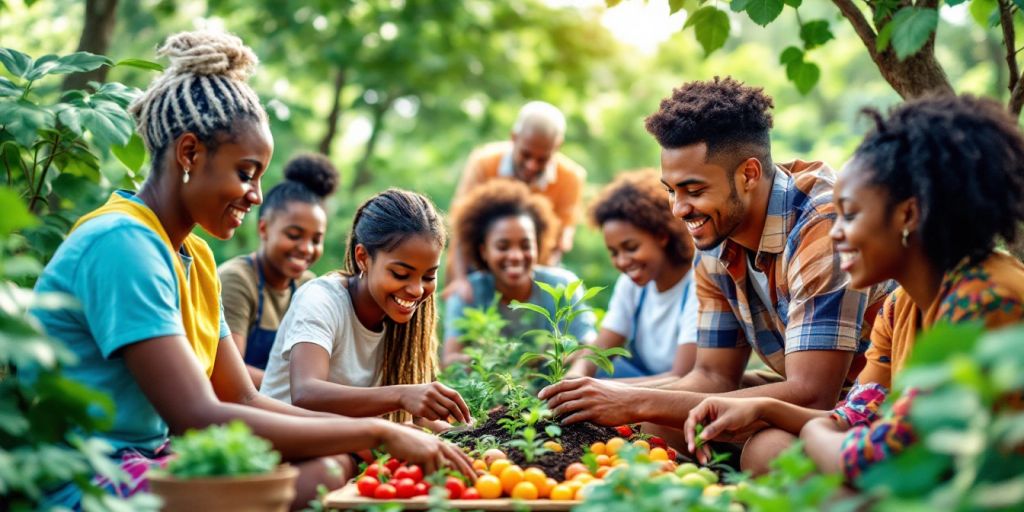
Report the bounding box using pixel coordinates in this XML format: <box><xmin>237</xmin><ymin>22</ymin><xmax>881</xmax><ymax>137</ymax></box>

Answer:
<box><xmin>283</xmin><ymin>153</ymin><xmax>340</xmax><ymax>198</ymax></box>
<box><xmin>158</xmin><ymin>30</ymin><xmax>258</xmax><ymax>82</ymax></box>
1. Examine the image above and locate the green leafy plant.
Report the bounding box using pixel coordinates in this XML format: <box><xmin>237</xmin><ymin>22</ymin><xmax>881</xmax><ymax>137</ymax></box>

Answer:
<box><xmin>0</xmin><ymin>47</ymin><xmax>158</xmax><ymax>264</ymax></box>
<box><xmin>505</xmin><ymin>405</ymin><xmax>561</xmax><ymax>463</ymax></box>
<box><xmin>164</xmin><ymin>420</ymin><xmax>281</xmax><ymax>479</ymax></box>
<box><xmin>512</xmin><ymin>280</ymin><xmax>629</xmax><ymax>384</ymax></box>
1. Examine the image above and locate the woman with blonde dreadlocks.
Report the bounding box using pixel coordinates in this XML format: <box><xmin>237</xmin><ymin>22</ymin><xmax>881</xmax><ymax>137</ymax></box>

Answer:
<box><xmin>260</xmin><ymin>189</ymin><xmax>474</xmax><ymax>432</ymax></box>
<box><xmin>32</xmin><ymin>31</ymin><xmax>473</xmax><ymax>509</ymax></box>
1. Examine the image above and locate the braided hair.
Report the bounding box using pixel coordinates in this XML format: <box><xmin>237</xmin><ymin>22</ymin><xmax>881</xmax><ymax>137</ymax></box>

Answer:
<box><xmin>259</xmin><ymin>153</ymin><xmax>340</xmax><ymax>220</ymax></box>
<box><xmin>342</xmin><ymin>189</ymin><xmax>446</xmax><ymax>422</ymax></box>
<box><xmin>129</xmin><ymin>30</ymin><xmax>267</xmax><ymax>171</ymax></box>
<box><xmin>852</xmin><ymin>94</ymin><xmax>1024</xmax><ymax>271</ymax></box>
<box><xmin>590</xmin><ymin>169</ymin><xmax>694</xmax><ymax>266</ymax></box>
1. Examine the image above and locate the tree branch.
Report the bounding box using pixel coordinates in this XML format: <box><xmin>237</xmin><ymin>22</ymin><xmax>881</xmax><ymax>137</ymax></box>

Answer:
<box><xmin>832</xmin><ymin>0</ymin><xmax>878</xmax><ymax>60</ymax></box>
<box><xmin>998</xmin><ymin>0</ymin><xmax>1022</xmax><ymax>108</ymax></box>
<box><xmin>28</xmin><ymin>133</ymin><xmax>60</xmax><ymax>213</ymax></box>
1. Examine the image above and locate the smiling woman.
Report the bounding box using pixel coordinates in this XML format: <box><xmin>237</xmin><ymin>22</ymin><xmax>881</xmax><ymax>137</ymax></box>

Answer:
<box><xmin>259</xmin><ymin>188</ymin><xmax>475</xmax><ymax>430</ymax></box>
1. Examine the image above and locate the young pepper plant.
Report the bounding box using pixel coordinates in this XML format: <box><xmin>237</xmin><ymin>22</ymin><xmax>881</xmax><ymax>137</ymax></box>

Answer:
<box><xmin>511</xmin><ymin>279</ymin><xmax>629</xmax><ymax>383</ymax></box>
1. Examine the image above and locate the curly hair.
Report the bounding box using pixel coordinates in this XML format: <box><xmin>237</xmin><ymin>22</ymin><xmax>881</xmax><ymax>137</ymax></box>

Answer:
<box><xmin>853</xmin><ymin>94</ymin><xmax>1024</xmax><ymax>271</ymax></box>
<box><xmin>645</xmin><ymin>76</ymin><xmax>774</xmax><ymax>170</ymax></box>
<box><xmin>449</xmin><ymin>180</ymin><xmax>559</xmax><ymax>272</ymax></box>
<box><xmin>259</xmin><ymin>153</ymin><xmax>340</xmax><ymax>220</ymax></box>
<box><xmin>590</xmin><ymin>169</ymin><xmax>694</xmax><ymax>265</ymax></box>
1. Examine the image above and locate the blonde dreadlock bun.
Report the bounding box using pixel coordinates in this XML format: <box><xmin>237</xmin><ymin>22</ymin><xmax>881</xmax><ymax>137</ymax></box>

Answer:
<box><xmin>158</xmin><ymin>30</ymin><xmax>257</xmax><ymax>82</ymax></box>
<box><xmin>129</xmin><ymin>30</ymin><xmax>266</xmax><ymax>160</ymax></box>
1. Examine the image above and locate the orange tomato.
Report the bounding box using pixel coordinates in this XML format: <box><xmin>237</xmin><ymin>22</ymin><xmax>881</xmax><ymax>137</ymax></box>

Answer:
<box><xmin>523</xmin><ymin>467</ymin><xmax>547</xmax><ymax>488</ymax></box>
<box><xmin>590</xmin><ymin>441</ymin><xmax>606</xmax><ymax>456</ymax></box>
<box><xmin>540</xmin><ymin>477</ymin><xmax>558</xmax><ymax>498</ymax></box>
<box><xmin>511</xmin><ymin>481</ymin><xmax>538</xmax><ymax>500</ymax></box>
<box><xmin>649</xmin><ymin>447</ymin><xmax>669</xmax><ymax>461</ymax></box>
<box><xmin>564</xmin><ymin>462</ymin><xmax>589</xmax><ymax>481</ymax></box>
<box><xmin>474</xmin><ymin>474</ymin><xmax>502</xmax><ymax>499</ymax></box>
<box><xmin>606</xmin><ymin>437</ymin><xmax>627</xmax><ymax>455</ymax></box>
<box><xmin>499</xmin><ymin>465</ymin><xmax>524</xmax><ymax>495</ymax></box>
<box><xmin>595</xmin><ymin>466</ymin><xmax>612</xmax><ymax>479</ymax></box>
<box><xmin>472</xmin><ymin>459</ymin><xmax>488</xmax><ymax>471</ymax></box>
<box><xmin>549</xmin><ymin>484</ymin><xmax>574</xmax><ymax>501</ymax></box>
<box><xmin>489</xmin><ymin>458</ymin><xmax>512</xmax><ymax>477</ymax></box>
<box><xmin>595</xmin><ymin>454</ymin><xmax>611</xmax><ymax>466</ymax></box>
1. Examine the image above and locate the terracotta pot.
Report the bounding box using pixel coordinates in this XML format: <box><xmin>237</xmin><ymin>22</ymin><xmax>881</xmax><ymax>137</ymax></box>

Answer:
<box><xmin>148</xmin><ymin>465</ymin><xmax>299</xmax><ymax>512</ymax></box>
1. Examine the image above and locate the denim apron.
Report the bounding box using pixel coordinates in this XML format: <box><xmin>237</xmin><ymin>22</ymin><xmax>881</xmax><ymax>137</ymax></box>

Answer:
<box><xmin>600</xmin><ymin>279</ymin><xmax>691</xmax><ymax>378</ymax></box>
<box><xmin>244</xmin><ymin>255</ymin><xmax>296</xmax><ymax>369</ymax></box>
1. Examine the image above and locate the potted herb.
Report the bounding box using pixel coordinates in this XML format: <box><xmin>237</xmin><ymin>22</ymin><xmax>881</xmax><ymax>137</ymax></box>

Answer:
<box><xmin>148</xmin><ymin>421</ymin><xmax>298</xmax><ymax>511</ymax></box>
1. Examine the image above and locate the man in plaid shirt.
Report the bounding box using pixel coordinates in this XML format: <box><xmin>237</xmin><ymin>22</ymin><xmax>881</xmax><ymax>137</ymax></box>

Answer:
<box><xmin>540</xmin><ymin>77</ymin><xmax>891</xmax><ymax>468</ymax></box>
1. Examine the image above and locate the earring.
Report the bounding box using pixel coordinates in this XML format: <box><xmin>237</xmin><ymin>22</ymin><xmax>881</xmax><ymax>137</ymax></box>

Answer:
<box><xmin>182</xmin><ymin>167</ymin><xmax>191</xmax><ymax>184</ymax></box>
<box><xmin>358</xmin><ymin>267</ymin><xmax>365</xmax><ymax>279</ymax></box>
<box><xmin>901</xmin><ymin>228</ymin><xmax>909</xmax><ymax>248</ymax></box>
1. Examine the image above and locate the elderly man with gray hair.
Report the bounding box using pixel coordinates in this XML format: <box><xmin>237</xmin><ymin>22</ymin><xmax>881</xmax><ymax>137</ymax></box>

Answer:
<box><xmin>443</xmin><ymin>101</ymin><xmax>587</xmax><ymax>302</ymax></box>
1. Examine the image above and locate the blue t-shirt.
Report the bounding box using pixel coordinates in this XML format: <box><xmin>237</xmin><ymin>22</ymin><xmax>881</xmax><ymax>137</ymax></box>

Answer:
<box><xmin>444</xmin><ymin>266</ymin><xmax>597</xmax><ymax>344</ymax></box>
<box><xmin>30</xmin><ymin>191</ymin><xmax>229</xmax><ymax>452</ymax></box>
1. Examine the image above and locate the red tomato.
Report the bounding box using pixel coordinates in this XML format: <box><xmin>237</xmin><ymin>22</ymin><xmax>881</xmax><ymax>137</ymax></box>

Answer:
<box><xmin>649</xmin><ymin>436</ymin><xmax>667</xmax><ymax>449</ymax></box>
<box><xmin>615</xmin><ymin>425</ymin><xmax>633</xmax><ymax>437</ymax></box>
<box><xmin>394</xmin><ymin>464</ymin><xmax>423</xmax><ymax>483</ymax></box>
<box><xmin>374</xmin><ymin>483</ymin><xmax>398</xmax><ymax>500</ymax></box>
<box><xmin>357</xmin><ymin>476</ymin><xmax>379</xmax><ymax>497</ymax></box>
<box><xmin>460</xmin><ymin>487</ymin><xmax>481</xmax><ymax>500</ymax></box>
<box><xmin>667</xmin><ymin>447</ymin><xmax>679</xmax><ymax>461</ymax></box>
<box><xmin>413</xmin><ymin>482</ymin><xmax>429</xmax><ymax>496</ymax></box>
<box><xmin>384</xmin><ymin>458</ymin><xmax>402</xmax><ymax>473</ymax></box>
<box><xmin>394</xmin><ymin>478</ymin><xmax>417</xmax><ymax>499</ymax></box>
<box><xmin>445</xmin><ymin>476</ymin><xmax>466</xmax><ymax>499</ymax></box>
<box><xmin>365</xmin><ymin>463</ymin><xmax>391</xmax><ymax>479</ymax></box>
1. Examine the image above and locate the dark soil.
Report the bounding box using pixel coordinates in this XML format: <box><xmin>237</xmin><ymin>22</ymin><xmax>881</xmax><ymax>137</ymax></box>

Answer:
<box><xmin>444</xmin><ymin>408</ymin><xmax>619</xmax><ymax>480</ymax></box>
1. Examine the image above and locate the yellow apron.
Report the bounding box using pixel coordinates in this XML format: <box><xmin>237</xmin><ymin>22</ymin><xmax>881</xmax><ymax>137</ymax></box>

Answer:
<box><xmin>72</xmin><ymin>193</ymin><xmax>222</xmax><ymax>376</ymax></box>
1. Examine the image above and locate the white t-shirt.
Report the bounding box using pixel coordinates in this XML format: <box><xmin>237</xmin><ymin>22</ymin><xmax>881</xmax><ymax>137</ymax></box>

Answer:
<box><xmin>600</xmin><ymin>270</ymin><xmax>698</xmax><ymax>374</ymax></box>
<box><xmin>259</xmin><ymin>275</ymin><xmax>386</xmax><ymax>402</ymax></box>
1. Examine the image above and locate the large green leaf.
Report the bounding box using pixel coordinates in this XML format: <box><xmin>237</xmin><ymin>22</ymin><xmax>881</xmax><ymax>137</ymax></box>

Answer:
<box><xmin>785</xmin><ymin>60</ymin><xmax>819</xmax><ymax>95</ymax></box>
<box><xmin>0</xmin><ymin>77</ymin><xmax>20</xmax><ymax>97</ymax></box>
<box><xmin>0</xmin><ymin>180</ymin><xmax>37</xmax><ymax>237</ymax></box>
<box><xmin>114</xmin><ymin>57</ymin><xmax>165</xmax><ymax>72</ymax></box>
<box><xmin>90</xmin><ymin>81</ymin><xmax>142</xmax><ymax>108</ymax></box>
<box><xmin>72</xmin><ymin>99</ymin><xmax>135</xmax><ymax>148</ymax></box>
<box><xmin>685</xmin><ymin>6</ymin><xmax>730</xmax><ymax>55</ymax></box>
<box><xmin>743</xmin><ymin>0</ymin><xmax>784</xmax><ymax>26</ymax></box>
<box><xmin>887</xmin><ymin>7</ymin><xmax>939</xmax><ymax>60</ymax></box>
<box><xmin>111</xmin><ymin>133</ymin><xmax>146</xmax><ymax>173</ymax></box>
<box><xmin>779</xmin><ymin>46</ymin><xmax>803</xmax><ymax>65</ymax></box>
<box><xmin>508</xmin><ymin>300</ymin><xmax>553</xmax><ymax>322</ymax></box>
<box><xmin>0</xmin><ymin>99</ymin><xmax>53</xmax><ymax>147</ymax></box>
<box><xmin>799</xmin><ymin>20</ymin><xmax>833</xmax><ymax>49</ymax></box>
<box><xmin>0</xmin><ymin>48</ymin><xmax>32</xmax><ymax>78</ymax></box>
<box><xmin>44</xmin><ymin>52</ymin><xmax>112</xmax><ymax>77</ymax></box>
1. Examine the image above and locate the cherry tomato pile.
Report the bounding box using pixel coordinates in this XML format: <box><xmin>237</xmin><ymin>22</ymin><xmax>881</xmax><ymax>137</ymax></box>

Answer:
<box><xmin>355</xmin><ymin>459</ymin><xmax>479</xmax><ymax>500</ymax></box>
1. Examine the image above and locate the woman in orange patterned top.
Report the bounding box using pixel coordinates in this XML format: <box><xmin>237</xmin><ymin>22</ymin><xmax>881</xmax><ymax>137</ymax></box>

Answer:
<box><xmin>681</xmin><ymin>94</ymin><xmax>1024</xmax><ymax>481</ymax></box>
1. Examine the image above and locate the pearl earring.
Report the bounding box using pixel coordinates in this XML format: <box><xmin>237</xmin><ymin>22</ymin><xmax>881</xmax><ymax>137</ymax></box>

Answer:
<box><xmin>901</xmin><ymin>228</ymin><xmax>909</xmax><ymax>248</ymax></box>
<box><xmin>182</xmin><ymin>167</ymin><xmax>191</xmax><ymax>184</ymax></box>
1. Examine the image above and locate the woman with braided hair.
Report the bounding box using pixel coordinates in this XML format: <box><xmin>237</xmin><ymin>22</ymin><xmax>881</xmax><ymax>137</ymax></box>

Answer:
<box><xmin>32</xmin><ymin>31</ymin><xmax>472</xmax><ymax>509</ymax></box>
<box><xmin>260</xmin><ymin>188</ymin><xmax>474</xmax><ymax>431</ymax></box>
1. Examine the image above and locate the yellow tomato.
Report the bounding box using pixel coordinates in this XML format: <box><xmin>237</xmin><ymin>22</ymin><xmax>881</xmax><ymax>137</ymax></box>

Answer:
<box><xmin>474</xmin><ymin>474</ymin><xmax>502</xmax><ymax>499</ymax></box>
<box><xmin>542</xmin><ymin>441</ymin><xmax>563</xmax><ymax>453</ymax></box>
<box><xmin>572</xmin><ymin>473</ymin><xmax>595</xmax><ymax>484</ymax></box>
<box><xmin>605</xmin><ymin>437</ymin><xmax>627</xmax><ymax>455</ymax></box>
<box><xmin>489</xmin><ymin>458</ymin><xmax>512</xmax><ymax>477</ymax></box>
<box><xmin>499</xmin><ymin>465</ymin><xmax>525</xmax><ymax>495</ymax></box>
<box><xmin>649</xmin><ymin>447</ymin><xmax>669</xmax><ymax>461</ymax></box>
<box><xmin>523</xmin><ymin>467</ymin><xmax>547</xmax><ymax>489</ymax></box>
<box><xmin>549</xmin><ymin>484</ymin><xmax>574</xmax><ymax>501</ymax></box>
<box><xmin>595</xmin><ymin>454</ymin><xmax>611</xmax><ymax>466</ymax></box>
<box><xmin>590</xmin><ymin>441</ymin><xmax>606</xmax><ymax>455</ymax></box>
<box><xmin>511</xmin><ymin>481</ymin><xmax>538</xmax><ymax>500</ymax></box>
<box><xmin>472</xmin><ymin>459</ymin><xmax>488</xmax><ymax>471</ymax></box>
<box><xmin>632</xmin><ymin>439</ymin><xmax>651</xmax><ymax>452</ymax></box>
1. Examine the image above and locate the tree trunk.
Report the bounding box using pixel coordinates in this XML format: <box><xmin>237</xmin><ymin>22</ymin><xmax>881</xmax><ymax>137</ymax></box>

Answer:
<box><xmin>352</xmin><ymin>100</ymin><xmax>391</xmax><ymax>189</ymax></box>
<box><xmin>318</xmin><ymin>67</ymin><xmax>348</xmax><ymax>156</ymax></box>
<box><xmin>63</xmin><ymin>0</ymin><xmax>119</xmax><ymax>92</ymax></box>
<box><xmin>873</xmin><ymin>42</ymin><xmax>955</xmax><ymax>99</ymax></box>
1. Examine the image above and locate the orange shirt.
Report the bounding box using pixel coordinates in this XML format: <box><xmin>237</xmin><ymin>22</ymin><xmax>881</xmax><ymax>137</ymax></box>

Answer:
<box><xmin>454</xmin><ymin>140</ymin><xmax>586</xmax><ymax>238</ymax></box>
<box><xmin>858</xmin><ymin>251</ymin><xmax>1024</xmax><ymax>389</ymax></box>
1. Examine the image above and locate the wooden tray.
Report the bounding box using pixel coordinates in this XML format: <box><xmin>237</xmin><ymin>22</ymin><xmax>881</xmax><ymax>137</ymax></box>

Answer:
<box><xmin>322</xmin><ymin>483</ymin><xmax>580</xmax><ymax>511</ymax></box>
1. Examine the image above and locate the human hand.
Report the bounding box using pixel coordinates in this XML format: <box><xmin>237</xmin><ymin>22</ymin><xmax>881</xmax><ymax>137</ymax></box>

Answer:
<box><xmin>684</xmin><ymin>396</ymin><xmax>767</xmax><ymax>463</ymax></box>
<box><xmin>399</xmin><ymin>382</ymin><xmax>473</xmax><ymax>425</ymax></box>
<box><xmin>379</xmin><ymin>423</ymin><xmax>476</xmax><ymax>481</ymax></box>
<box><xmin>441</xmin><ymin>277</ymin><xmax>473</xmax><ymax>302</ymax></box>
<box><xmin>538</xmin><ymin>377</ymin><xmax>634</xmax><ymax>426</ymax></box>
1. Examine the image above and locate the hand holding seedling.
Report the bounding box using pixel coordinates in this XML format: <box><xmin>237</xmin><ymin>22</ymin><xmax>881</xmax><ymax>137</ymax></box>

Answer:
<box><xmin>684</xmin><ymin>396</ymin><xmax>769</xmax><ymax>463</ymax></box>
<box><xmin>399</xmin><ymin>381</ymin><xmax>474</xmax><ymax>424</ymax></box>
<box><xmin>539</xmin><ymin>376</ymin><xmax>636</xmax><ymax>426</ymax></box>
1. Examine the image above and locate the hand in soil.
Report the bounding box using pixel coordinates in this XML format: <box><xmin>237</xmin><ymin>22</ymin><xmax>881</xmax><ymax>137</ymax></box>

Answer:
<box><xmin>379</xmin><ymin>423</ymin><xmax>477</xmax><ymax>480</ymax></box>
<box><xmin>539</xmin><ymin>377</ymin><xmax>636</xmax><ymax>426</ymax></box>
<box><xmin>399</xmin><ymin>381</ymin><xmax>473</xmax><ymax>424</ymax></box>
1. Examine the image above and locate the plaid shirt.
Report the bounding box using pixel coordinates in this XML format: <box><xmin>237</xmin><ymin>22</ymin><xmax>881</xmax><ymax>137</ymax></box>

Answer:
<box><xmin>695</xmin><ymin>160</ymin><xmax>893</xmax><ymax>382</ymax></box>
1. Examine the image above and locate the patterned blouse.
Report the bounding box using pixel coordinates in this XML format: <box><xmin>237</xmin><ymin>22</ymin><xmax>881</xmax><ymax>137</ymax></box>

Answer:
<box><xmin>832</xmin><ymin>251</ymin><xmax>1024</xmax><ymax>481</ymax></box>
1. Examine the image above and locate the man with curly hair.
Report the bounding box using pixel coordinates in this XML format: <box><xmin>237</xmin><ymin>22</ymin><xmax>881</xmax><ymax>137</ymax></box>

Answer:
<box><xmin>540</xmin><ymin>77</ymin><xmax>893</xmax><ymax>456</ymax></box>
<box><xmin>444</xmin><ymin>101</ymin><xmax>587</xmax><ymax>302</ymax></box>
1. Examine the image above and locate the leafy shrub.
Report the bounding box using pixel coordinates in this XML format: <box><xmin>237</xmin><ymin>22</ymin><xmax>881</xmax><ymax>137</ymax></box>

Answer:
<box><xmin>164</xmin><ymin>421</ymin><xmax>281</xmax><ymax>479</ymax></box>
